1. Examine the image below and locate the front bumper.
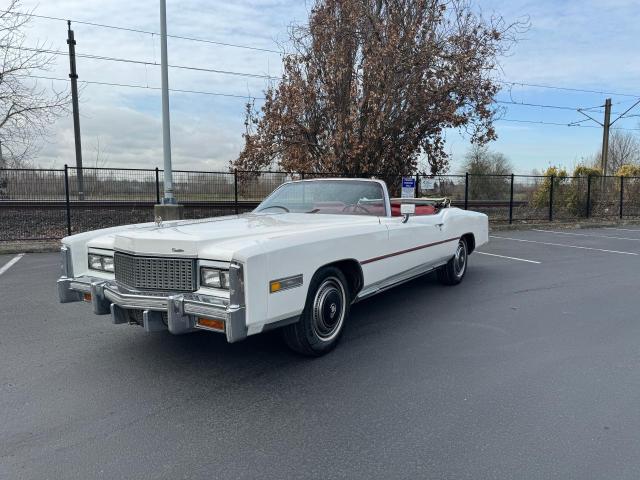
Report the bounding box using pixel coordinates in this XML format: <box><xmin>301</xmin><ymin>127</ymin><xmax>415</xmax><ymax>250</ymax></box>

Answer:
<box><xmin>57</xmin><ymin>276</ymin><xmax>247</xmax><ymax>343</ymax></box>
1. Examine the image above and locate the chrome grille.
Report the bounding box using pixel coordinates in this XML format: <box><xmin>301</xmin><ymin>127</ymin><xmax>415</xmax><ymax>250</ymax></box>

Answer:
<box><xmin>114</xmin><ymin>252</ymin><xmax>196</xmax><ymax>292</ymax></box>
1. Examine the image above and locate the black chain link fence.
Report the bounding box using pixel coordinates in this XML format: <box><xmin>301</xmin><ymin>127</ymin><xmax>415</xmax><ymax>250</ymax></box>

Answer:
<box><xmin>1</xmin><ymin>167</ymin><xmax>638</xmax><ymax>241</ymax></box>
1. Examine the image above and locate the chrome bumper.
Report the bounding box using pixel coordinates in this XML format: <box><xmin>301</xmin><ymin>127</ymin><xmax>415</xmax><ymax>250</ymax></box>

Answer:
<box><xmin>57</xmin><ymin>276</ymin><xmax>247</xmax><ymax>343</ymax></box>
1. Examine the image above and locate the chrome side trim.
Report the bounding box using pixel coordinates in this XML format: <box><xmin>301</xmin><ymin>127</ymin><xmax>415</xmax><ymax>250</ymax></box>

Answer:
<box><xmin>269</xmin><ymin>274</ymin><xmax>303</xmax><ymax>294</ymax></box>
<box><xmin>356</xmin><ymin>260</ymin><xmax>448</xmax><ymax>302</ymax></box>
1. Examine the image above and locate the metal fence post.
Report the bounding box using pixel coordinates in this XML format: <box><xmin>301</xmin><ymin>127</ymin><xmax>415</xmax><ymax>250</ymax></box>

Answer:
<box><xmin>619</xmin><ymin>176</ymin><xmax>624</xmax><ymax>219</ymax></box>
<box><xmin>234</xmin><ymin>168</ymin><xmax>239</xmax><ymax>215</ymax></box>
<box><xmin>464</xmin><ymin>172</ymin><xmax>469</xmax><ymax>210</ymax></box>
<box><xmin>155</xmin><ymin>167</ymin><xmax>161</xmax><ymax>204</ymax></box>
<box><xmin>64</xmin><ymin>164</ymin><xmax>72</xmax><ymax>236</ymax></box>
<box><xmin>415</xmin><ymin>173</ymin><xmax>420</xmax><ymax>198</ymax></box>
<box><xmin>586</xmin><ymin>175</ymin><xmax>591</xmax><ymax>218</ymax></box>
<box><xmin>549</xmin><ymin>175</ymin><xmax>554</xmax><ymax>222</ymax></box>
<box><xmin>509</xmin><ymin>174</ymin><xmax>514</xmax><ymax>224</ymax></box>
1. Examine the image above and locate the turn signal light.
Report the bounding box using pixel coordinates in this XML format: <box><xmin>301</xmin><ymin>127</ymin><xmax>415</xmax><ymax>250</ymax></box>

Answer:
<box><xmin>197</xmin><ymin>318</ymin><xmax>225</xmax><ymax>331</ymax></box>
<box><xmin>83</xmin><ymin>293</ymin><xmax>92</xmax><ymax>302</ymax></box>
<box><xmin>270</xmin><ymin>281</ymin><xmax>282</xmax><ymax>293</ymax></box>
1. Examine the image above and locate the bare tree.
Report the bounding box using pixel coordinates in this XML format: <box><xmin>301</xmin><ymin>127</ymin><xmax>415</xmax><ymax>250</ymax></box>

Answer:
<box><xmin>461</xmin><ymin>144</ymin><xmax>512</xmax><ymax>175</ymax></box>
<box><xmin>92</xmin><ymin>136</ymin><xmax>109</xmax><ymax>168</ymax></box>
<box><xmin>0</xmin><ymin>1</ymin><xmax>69</xmax><ymax>168</ymax></box>
<box><xmin>234</xmin><ymin>0</ymin><xmax>525</xmax><ymax>179</ymax></box>
<box><xmin>591</xmin><ymin>131</ymin><xmax>640</xmax><ymax>174</ymax></box>
<box><xmin>461</xmin><ymin>144</ymin><xmax>512</xmax><ymax>198</ymax></box>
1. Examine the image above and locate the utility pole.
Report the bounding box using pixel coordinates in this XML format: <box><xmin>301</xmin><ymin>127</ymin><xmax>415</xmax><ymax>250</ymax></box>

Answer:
<box><xmin>67</xmin><ymin>21</ymin><xmax>85</xmax><ymax>200</ymax></box>
<box><xmin>600</xmin><ymin>98</ymin><xmax>612</xmax><ymax>176</ymax></box>
<box><xmin>576</xmin><ymin>97</ymin><xmax>640</xmax><ymax>178</ymax></box>
<box><xmin>154</xmin><ymin>0</ymin><xmax>183</xmax><ymax>219</ymax></box>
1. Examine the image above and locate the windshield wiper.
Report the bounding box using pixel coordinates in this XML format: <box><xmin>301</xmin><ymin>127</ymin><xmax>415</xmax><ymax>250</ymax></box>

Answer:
<box><xmin>257</xmin><ymin>205</ymin><xmax>290</xmax><ymax>213</ymax></box>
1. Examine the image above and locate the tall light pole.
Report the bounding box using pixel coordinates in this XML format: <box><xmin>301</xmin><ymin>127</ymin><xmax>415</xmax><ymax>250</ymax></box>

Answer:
<box><xmin>154</xmin><ymin>0</ymin><xmax>183</xmax><ymax>219</ymax></box>
<box><xmin>159</xmin><ymin>0</ymin><xmax>174</xmax><ymax>204</ymax></box>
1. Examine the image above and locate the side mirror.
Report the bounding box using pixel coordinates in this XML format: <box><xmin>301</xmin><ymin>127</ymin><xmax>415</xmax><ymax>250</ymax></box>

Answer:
<box><xmin>400</xmin><ymin>203</ymin><xmax>415</xmax><ymax>223</ymax></box>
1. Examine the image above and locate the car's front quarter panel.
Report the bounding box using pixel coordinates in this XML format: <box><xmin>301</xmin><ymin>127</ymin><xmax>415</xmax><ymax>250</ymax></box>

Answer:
<box><xmin>255</xmin><ymin>222</ymin><xmax>390</xmax><ymax>329</ymax></box>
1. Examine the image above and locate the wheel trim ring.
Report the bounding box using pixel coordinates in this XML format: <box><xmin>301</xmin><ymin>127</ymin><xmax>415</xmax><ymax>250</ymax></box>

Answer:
<box><xmin>311</xmin><ymin>277</ymin><xmax>346</xmax><ymax>342</ymax></box>
<box><xmin>454</xmin><ymin>241</ymin><xmax>467</xmax><ymax>278</ymax></box>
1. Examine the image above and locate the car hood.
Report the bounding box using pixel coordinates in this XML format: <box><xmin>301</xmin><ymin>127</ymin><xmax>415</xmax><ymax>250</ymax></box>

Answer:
<box><xmin>91</xmin><ymin>213</ymin><xmax>381</xmax><ymax>261</ymax></box>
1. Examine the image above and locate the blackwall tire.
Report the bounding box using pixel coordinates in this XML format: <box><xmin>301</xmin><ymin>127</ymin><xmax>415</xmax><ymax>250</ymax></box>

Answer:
<box><xmin>283</xmin><ymin>266</ymin><xmax>350</xmax><ymax>356</ymax></box>
<box><xmin>437</xmin><ymin>238</ymin><xmax>468</xmax><ymax>286</ymax></box>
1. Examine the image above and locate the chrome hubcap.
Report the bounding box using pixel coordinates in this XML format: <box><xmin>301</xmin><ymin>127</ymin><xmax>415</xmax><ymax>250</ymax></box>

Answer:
<box><xmin>312</xmin><ymin>277</ymin><xmax>346</xmax><ymax>341</ymax></box>
<box><xmin>454</xmin><ymin>241</ymin><xmax>467</xmax><ymax>278</ymax></box>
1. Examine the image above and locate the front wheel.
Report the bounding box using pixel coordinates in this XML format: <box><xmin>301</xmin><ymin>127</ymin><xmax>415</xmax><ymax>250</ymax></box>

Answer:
<box><xmin>437</xmin><ymin>238</ymin><xmax>468</xmax><ymax>285</ymax></box>
<box><xmin>283</xmin><ymin>266</ymin><xmax>350</xmax><ymax>356</ymax></box>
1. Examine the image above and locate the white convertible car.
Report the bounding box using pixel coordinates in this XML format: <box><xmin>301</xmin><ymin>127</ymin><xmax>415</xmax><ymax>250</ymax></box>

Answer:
<box><xmin>58</xmin><ymin>178</ymin><xmax>488</xmax><ymax>355</ymax></box>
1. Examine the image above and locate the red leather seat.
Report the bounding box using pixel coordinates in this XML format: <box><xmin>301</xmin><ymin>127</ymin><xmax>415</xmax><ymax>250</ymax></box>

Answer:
<box><xmin>390</xmin><ymin>203</ymin><xmax>437</xmax><ymax>217</ymax></box>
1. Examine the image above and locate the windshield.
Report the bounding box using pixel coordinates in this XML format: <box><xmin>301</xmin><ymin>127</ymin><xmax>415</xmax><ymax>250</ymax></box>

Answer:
<box><xmin>254</xmin><ymin>180</ymin><xmax>386</xmax><ymax>216</ymax></box>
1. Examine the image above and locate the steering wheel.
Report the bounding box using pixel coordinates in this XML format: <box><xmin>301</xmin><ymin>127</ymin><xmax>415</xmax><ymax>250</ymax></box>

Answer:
<box><xmin>342</xmin><ymin>202</ymin><xmax>370</xmax><ymax>214</ymax></box>
<box><xmin>259</xmin><ymin>205</ymin><xmax>290</xmax><ymax>213</ymax></box>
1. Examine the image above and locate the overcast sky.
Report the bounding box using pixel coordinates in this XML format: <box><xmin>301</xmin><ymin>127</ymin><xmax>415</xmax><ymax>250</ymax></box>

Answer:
<box><xmin>16</xmin><ymin>0</ymin><xmax>640</xmax><ymax>174</ymax></box>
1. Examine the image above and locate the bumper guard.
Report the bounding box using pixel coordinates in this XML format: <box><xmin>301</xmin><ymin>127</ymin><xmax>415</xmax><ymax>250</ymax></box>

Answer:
<box><xmin>58</xmin><ymin>276</ymin><xmax>247</xmax><ymax>343</ymax></box>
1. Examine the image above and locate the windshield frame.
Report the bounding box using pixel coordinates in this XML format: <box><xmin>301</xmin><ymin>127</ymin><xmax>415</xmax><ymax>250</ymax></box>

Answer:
<box><xmin>254</xmin><ymin>178</ymin><xmax>391</xmax><ymax>217</ymax></box>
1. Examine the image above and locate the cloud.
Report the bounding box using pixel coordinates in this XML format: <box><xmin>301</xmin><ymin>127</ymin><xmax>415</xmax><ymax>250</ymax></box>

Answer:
<box><xmin>16</xmin><ymin>0</ymin><xmax>640</xmax><ymax>174</ymax></box>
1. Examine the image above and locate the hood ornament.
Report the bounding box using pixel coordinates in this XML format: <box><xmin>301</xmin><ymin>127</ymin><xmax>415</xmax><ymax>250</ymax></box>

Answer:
<box><xmin>154</xmin><ymin>216</ymin><xmax>163</xmax><ymax>227</ymax></box>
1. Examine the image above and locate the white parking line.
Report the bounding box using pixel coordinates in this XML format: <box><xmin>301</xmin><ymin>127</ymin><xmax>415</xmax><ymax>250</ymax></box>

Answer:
<box><xmin>489</xmin><ymin>235</ymin><xmax>639</xmax><ymax>256</ymax></box>
<box><xmin>0</xmin><ymin>254</ymin><xmax>25</xmax><ymax>276</ymax></box>
<box><xmin>532</xmin><ymin>229</ymin><xmax>640</xmax><ymax>242</ymax></box>
<box><xmin>476</xmin><ymin>251</ymin><xmax>541</xmax><ymax>264</ymax></box>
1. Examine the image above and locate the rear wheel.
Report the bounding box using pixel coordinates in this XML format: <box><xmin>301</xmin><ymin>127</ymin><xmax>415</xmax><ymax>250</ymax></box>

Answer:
<box><xmin>437</xmin><ymin>238</ymin><xmax>468</xmax><ymax>285</ymax></box>
<box><xmin>283</xmin><ymin>266</ymin><xmax>350</xmax><ymax>356</ymax></box>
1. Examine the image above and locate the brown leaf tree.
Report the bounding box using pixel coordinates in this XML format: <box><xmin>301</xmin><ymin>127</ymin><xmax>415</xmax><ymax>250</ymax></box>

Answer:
<box><xmin>233</xmin><ymin>0</ymin><xmax>523</xmax><ymax>181</ymax></box>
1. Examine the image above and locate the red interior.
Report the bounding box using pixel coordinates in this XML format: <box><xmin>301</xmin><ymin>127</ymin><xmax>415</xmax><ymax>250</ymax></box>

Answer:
<box><xmin>309</xmin><ymin>201</ymin><xmax>438</xmax><ymax>217</ymax></box>
<box><xmin>390</xmin><ymin>202</ymin><xmax>437</xmax><ymax>217</ymax></box>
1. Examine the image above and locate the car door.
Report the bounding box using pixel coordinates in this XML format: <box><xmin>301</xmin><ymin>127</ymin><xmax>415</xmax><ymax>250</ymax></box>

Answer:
<box><xmin>377</xmin><ymin>209</ymin><xmax>454</xmax><ymax>281</ymax></box>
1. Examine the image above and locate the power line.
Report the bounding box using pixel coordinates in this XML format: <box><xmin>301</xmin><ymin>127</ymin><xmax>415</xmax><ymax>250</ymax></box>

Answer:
<box><xmin>18</xmin><ymin>74</ymin><xmax>266</xmax><ymax>100</ymax></box>
<box><xmin>499</xmin><ymin>80</ymin><xmax>640</xmax><ymax>99</ymax></box>
<box><xmin>496</xmin><ymin>99</ymin><xmax>628</xmax><ymax>116</ymax></box>
<box><xmin>497</xmin><ymin>118</ymin><xmax>640</xmax><ymax>131</ymax></box>
<box><xmin>5</xmin><ymin>45</ymin><xmax>628</xmax><ymax>109</ymax></box>
<box><xmin>2</xmin><ymin>44</ymin><xmax>280</xmax><ymax>80</ymax></box>
<box><xmin>497</xmin><ymin>99</ymin><xmax>599</xmax><ymax>112</ymax></box>
<box><xmin>0</xmin><ymin>9</ymin><xmax>284</xmax><ymax>55</ymax></box>
<box><xmin>5</xmin><ymin>8</ymin><xmax>640</xmax><ymax>101</ymax></box>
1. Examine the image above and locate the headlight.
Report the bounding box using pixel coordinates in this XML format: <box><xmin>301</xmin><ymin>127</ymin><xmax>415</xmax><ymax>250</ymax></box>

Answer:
<box><xmin>88</xmin><ymin>253</ymin><xmax>114</xmax><ymax>272</ymax></box>
<box><xmin>102</xmin><ymin>256</ymin><xmax>114</xmax><ymax>272</ymax></box>
<box><xmin>201</xmin><ymin>267</ymin><xmax>230</xmax><ymax>289</ymax></box>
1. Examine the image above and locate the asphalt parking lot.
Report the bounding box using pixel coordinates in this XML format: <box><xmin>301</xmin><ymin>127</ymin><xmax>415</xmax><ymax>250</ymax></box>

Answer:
<box><xmin>2</xmin><ymin>226</ymin><xmax>640</xmax><ymax>480</ymax></box>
